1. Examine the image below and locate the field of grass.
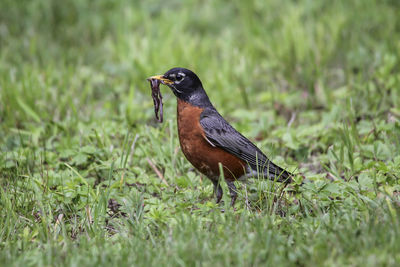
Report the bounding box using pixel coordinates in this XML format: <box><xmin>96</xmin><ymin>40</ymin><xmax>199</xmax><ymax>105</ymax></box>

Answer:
<box><xmin>1</xmin><ymin>0</ymin><xmax>400</xmax><ymax>266</ymax></box>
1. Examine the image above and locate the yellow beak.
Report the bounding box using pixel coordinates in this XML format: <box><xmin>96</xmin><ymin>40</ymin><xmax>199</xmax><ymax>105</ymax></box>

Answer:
<box><xmin>147</xmin><ymin>75</ymin><xmax>173</xmax><ymax>85</ymax></box>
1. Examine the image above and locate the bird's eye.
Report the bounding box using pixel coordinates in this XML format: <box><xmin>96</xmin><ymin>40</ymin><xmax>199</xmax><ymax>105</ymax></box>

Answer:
<box><xmin>176</xmin><ymin>74</ymin><xmax>184</xmax><ymax>81</ymax></box>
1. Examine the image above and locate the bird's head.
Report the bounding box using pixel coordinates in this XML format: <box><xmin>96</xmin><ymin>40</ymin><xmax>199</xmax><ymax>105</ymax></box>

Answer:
<box><xmin>148</xmin><ymin>67</ymin><xmax>211</xmax><ymax>107</ymax></box>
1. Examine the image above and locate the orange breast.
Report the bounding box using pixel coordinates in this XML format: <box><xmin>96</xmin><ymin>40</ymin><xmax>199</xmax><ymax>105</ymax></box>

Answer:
<box><xmin>177</xmin><ymin>99</ymin><xmax>246</xmax><ymax>181</ymax></box>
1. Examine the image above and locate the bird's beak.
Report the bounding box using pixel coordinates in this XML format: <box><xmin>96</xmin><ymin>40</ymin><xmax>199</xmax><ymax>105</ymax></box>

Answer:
<box><xmin>147</xmin><ymin>75</ymin><xmax>173</xmax><ymax>85</ymax></box>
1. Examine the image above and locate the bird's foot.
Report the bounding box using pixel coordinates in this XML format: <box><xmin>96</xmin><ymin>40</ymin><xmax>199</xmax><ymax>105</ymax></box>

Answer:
<box><xmin>227</xmin><ymin>181</ymin><xmax>238</xmax><ymax>207</ymax></box>
<box><xmin>212</xmin><ymin>180</ymin><xmax>223</xmax><ymax>204</ymax></box>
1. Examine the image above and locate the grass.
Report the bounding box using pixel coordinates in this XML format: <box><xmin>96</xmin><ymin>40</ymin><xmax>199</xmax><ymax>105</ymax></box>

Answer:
<box><xmin>1</xmin><ymin>0</ymin><xmax>400</xmax><ymax>266</ymax></box>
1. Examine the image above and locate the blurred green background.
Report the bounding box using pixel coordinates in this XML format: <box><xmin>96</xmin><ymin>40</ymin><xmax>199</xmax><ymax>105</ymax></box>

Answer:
<box><xmin>1</xmin><ymin>0</ymin><xmax>400</xmax><ymax>266</ymax></box>
<box><xmin>1</xmin><ymin>0</ymin><xmax>399</xmax><ymax>128</ymax></box>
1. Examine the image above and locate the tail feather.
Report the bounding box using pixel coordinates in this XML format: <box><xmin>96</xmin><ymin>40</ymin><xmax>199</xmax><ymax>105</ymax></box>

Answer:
<box><xmin>263</xmin><ymin>161</ymin><xmax>293</xmax><ymax>184</ymax></box>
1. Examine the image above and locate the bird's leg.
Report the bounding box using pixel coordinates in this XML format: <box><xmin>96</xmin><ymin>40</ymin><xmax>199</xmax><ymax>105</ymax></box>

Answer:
<box><xmin>212</xmin><ymin>179</ymin><xmax>223</xmax><ymax>203</ymax></box>
<box><xmin>227</xmin><ymin>181</ymin><xmax>238</xmax><ymax>207</ymax></box>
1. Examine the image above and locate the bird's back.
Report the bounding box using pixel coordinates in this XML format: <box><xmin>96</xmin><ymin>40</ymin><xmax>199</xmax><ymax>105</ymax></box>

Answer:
<box><xmin>200</xmin><ymin>107</ymin><xmax>293</xmax><ymax>183</ymax></box>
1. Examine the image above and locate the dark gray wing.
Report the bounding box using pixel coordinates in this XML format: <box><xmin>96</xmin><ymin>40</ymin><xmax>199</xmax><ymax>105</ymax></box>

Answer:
<box><xmin>200</xmin><ymin>108</ymin><xmax>292</xmax><ymax>182</ymax></box>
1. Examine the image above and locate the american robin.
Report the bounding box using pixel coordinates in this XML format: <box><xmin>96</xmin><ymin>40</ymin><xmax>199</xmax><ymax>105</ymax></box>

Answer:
<box><xmin>148</xmin><ymin>67</ymin><xmax>294</xmax><ymax>206</ymax></box>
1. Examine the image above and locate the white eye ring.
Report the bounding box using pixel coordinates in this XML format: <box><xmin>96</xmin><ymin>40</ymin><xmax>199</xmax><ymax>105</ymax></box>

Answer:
<box><xmin>174</xmin><ymin>72</ymin><xmax>186</xmax><ymax>84</ymax></box>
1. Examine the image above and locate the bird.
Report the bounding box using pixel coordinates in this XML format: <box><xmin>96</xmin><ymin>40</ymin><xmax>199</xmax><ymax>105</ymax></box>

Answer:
<box><xmin>148</xmin><ymin>67</ymin><xmax>294</xmax><ymax>206</ymax></box>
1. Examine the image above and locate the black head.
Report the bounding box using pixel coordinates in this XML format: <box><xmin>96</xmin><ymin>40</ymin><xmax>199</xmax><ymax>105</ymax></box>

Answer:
<box><xmin>163</xmin><ymin>67</ymin><xmax>202</xmax><ymax>93</ymax></box>
<box><xmin>148</xmin><ymin>67</ymin><xmax>212</xmax><ymax>107</ymax></box>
